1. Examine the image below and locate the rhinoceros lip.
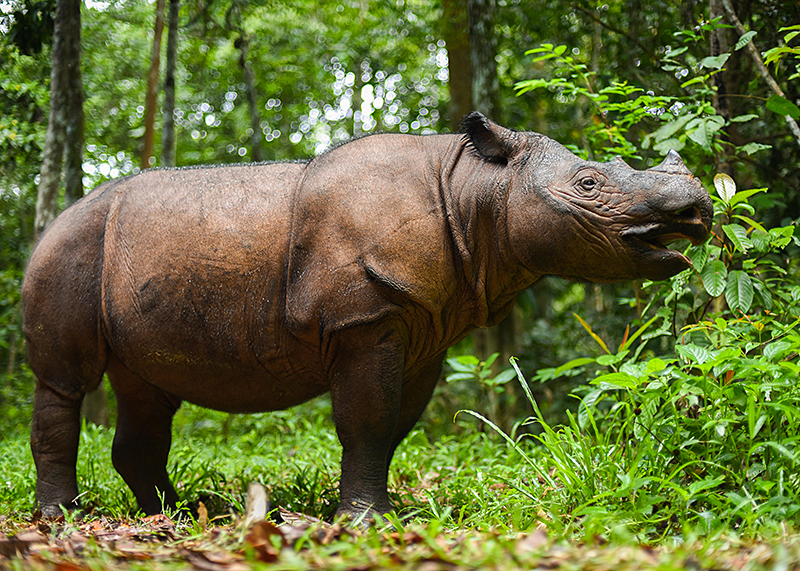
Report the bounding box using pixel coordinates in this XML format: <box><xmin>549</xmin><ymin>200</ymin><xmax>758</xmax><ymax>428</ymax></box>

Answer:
<box><xmin>620</xmin><ymin>222</ymin><xmax>709</xmax><ymax>274</ymax></box>
<box><xmin>621</xmin><ymin>221</ymin><xmax>708</xmax><ymax>249</ymax></box>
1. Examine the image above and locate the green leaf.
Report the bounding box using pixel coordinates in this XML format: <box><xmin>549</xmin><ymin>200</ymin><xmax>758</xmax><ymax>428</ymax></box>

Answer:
<box><xmin>722</xmin><ymin>223</ymin><xmax>753</xmax><ymax>253</ymax></box>
<box><xmin>676</xmin><ymin>343</ymin><xmax>712</xmax><ymax>365</ymax></box>
<box><xmin>730</xmin><ymin>114</ymin><xmax>759</xmax><ymax>123</ymax></box>
<box><xmin>713</xmin><ymin>173</ymin><xmax>736</xmax><ymax>202</ymax></box>
<box><xmin>734</xmin><ymin>31</ymin><xmax>757</xmax><ymax>51</ymax></box>
<box><xmin>747</xmin><ymin>229</ymin><xmax>770</xmax><ymax>251</ymax></box>
<box><xmin>688</xmin><ymin>116</ymin><xmax>724</xmax><ymax>149</ymax></box>
<box><xmin>741</xmin><ymin>142</ymin><xmax>771</xmax><ymax>155</ymax></box>
<box><xmin>492</xmin><ymin>368</ymin><xmax>519</xmax><ymax>385</ymax></box>
<box><xmin>664</xmin><ymin>46</ymin><xmax>688</xmax><ymax>58</ymax></box>
<box><xmin>653</xmin><ymin>138</ymin><xmax>685</xmax><ymax>153</ymax></box>
<box><xmin>701</xmin><ymin>53</ymin><xmax>730</xmax><ymax>69</ymax></box>
<box><xmin>687</xmin><ymin>243</ymin><xmax>708</xmax><ymax>272</ymax></box>
<box><xmin>590</xmin><ymin>372</ymin><xmax>639</xmax><ymax>389</ymax></box>
<box><xmin>596</xmin><ymin>350</ymin><xmax>628</xmax><ymax>366</ymax></box>
<box><xmin>729</xmin><ymin>187</ymin><xmax>766</xmax><ymax>207</ymax></box>
<box><xmin>652</xmin><ymin>113</ymin><xmax>694</xmax><ymax>141</ymax></box>
<box><xmin>766</xmin><ymin>95</ymin><xmax>800</xmax><ymax>119</ymax></box>
<box><xmin>554</xmin><ymin>357</ymin><xmax>596</xmax><ymax>377</ymax></box>
<box><xmin>769</xmin><ymin>225</ymin><xmax>795</xmax><ymax>248</ymax></box>
<box><xmin>701</xmin><ymin>260</ymin><xmax>728</xmax><ymax>297</ymax></box>
<box><xmin>764</xmin><ymin>341</ymin><xmax>792</xmax><ymax>361</ymax></box>
<box><xmin>725</xmin><ymin>270</ymin><xmax>754</xmax><ymax>313</ymax></box>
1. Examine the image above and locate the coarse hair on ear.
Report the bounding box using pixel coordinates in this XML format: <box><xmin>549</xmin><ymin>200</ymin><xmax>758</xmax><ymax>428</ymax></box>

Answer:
<box><xmin>460</xmin><ymin>111</ymin><xmax>519</xmax><ymax>165</ymax></box>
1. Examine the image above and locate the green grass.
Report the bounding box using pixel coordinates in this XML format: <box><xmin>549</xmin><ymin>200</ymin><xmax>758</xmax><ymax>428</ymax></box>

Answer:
<box><xmin>0</xmin><ymin>391</ymin><xmax>537</xmax><ymax>527</ymax></box>
<box><xmin>4</xmin><ymin>366</ymin><xmax>800</xmax><ymax>568</ymax></box>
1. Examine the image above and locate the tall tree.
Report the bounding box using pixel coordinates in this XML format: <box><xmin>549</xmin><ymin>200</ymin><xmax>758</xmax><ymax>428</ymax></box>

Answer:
<box><xmin>467</xmin><ymin>0</ymin><xmax>499</xmax><ymax>121</ymax></box>
<box><xmin>226</xmin><ymin>1</ymin><xmax>262</xmax><ymax>162</ymax></box>
<box><xmin>141</xmin><ymin>0</ymin><xmax>165</xmax><ymax>170</ymax></box>
<box><xmin>62</xmin><ymin>0</ymin><xmax>83</xmax><ymax>206</ymax></box>
<box><xmin>34</xmin><ymin>0</ymin><xmax>74</xmax><ymax>235</ymax></box>
<box><xmin>442</xmin><ymin>0</ymin><xmax>472</xmax><ymax>131</ymax></box>
<box><xmin>30</xmin><ymin>0</ymin><xmax>106</xmax><ymax>425</ymax></box>
<box><xmin>161</xmin><ymin>0</ymin><xmax>180</xmax><ymax>167</ymax></box>
<box><xmin>463</xmin><ymin>0</ymin><xmax>521</xmax><ymax>421</ymax></box>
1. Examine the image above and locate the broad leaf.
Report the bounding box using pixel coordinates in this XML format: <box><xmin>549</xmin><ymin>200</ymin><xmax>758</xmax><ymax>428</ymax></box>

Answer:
<box><xmin>734</xmin><ymin>30</ymin><xmax>757</xmax><ymax>51</ymax></box>
<box><xmin>766</xmin><ymin>95</ymin><xmax>800</xmax><ymax>119</ymax></box>
<box><xmin>713</xmin><ymin>173</ymin><xmax>736</xmax><ymax>202</ymax></box>
<box><xmin>728</xmin><ymin>187</ymin><xmax>766</xmax><ymax>207</ymax></box>
<box><xmin>688</xmin><ymin>116</ymin><xmax>724</xmax><ymax>149</ymax></box>
<box><xmin>701</xmin><ymin>53</ymin><xmax>730</xmax><ymax>69</ymax></box>
<box><xmin>676</xmin><ymin>343</ymin><xmax>712</xmax><ymax>365</ymax></box>
<box><xmin>741</xmin><ymin>142</ymin><xmax>771</xmax><ymax>155</ymax></box>
<box><xmin>722</xmin><ymin>223</ymin><xmax>753</xmax><ymax>253</ymax></box>
<box><xmin>725</xmin><ymin>270</ymin><xmax>754</xmax><ymax>313</ymax></box>
<box><xmin>590</xmin><ymin>372</ymin><xmax>639</xmax><ymax>389</ymax></box>
<box><xmin>554</xmin><ymin>357</ymin><xmax>596</xmax><ymax>377</ymax></box>
<box><xmin>700</xmin><ymin>260</ymin><xmax>727</xmax><ymax>297</ymax></box>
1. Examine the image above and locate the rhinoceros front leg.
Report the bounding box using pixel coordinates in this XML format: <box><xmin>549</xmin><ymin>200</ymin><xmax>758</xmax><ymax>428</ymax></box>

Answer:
<box><xmin>106</xmin><ymin>357</ymin><xmax>181</xmax><ymax>515</ymax></box>
<box><xmin>31</xmin><ymin>382</ymin><xmax>83</xmax><ymax>516</ymax></box>
<box><xmin>329</xmin><ymin>326</ymin><xmax>405</xmax><ymax>521</ymax></box>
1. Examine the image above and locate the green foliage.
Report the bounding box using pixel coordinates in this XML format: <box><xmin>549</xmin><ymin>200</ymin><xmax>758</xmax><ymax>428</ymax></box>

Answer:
<box><xmin>764</xmin><ymin>25</ymin><xmax>800</xmax><ymax>80</ymax></box>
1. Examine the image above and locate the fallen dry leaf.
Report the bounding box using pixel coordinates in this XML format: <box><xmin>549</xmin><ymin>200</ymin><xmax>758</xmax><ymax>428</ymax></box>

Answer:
<box><xmin>516</xmin><ymin>529</ymin><xmax>549</xmax><ymax>553</ymax></box>
<box><xmin>244</xmin><ymin>520</ymin><xmax>286</xmax><ymax>563</ymax></box>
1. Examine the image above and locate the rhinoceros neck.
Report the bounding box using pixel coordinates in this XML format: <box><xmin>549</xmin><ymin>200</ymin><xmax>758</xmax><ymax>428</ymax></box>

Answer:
<box><xmin>438</xmin><ymin>137</ymin><xmax>541</xmax><ymax>329</ymax></box>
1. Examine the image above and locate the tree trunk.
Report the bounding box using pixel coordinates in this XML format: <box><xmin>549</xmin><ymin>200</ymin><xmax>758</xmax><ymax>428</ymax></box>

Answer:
<box><xmin>709</xmin><ymin>0</ymin><xmax>738</xmax><ymax>177</ymax></box>
<box><xmin>35</xmin><ymin>0</ymin><xmax>70</xmax><ymax>236</ymax></box>
<box><xmin>465</xmin><ymin>0</ymin><xmax>520</xmax><ymax>405</ymax></box>
<box><xmin>236</xmin><ymin>34</ymin><xmax>262</xmax><ymax>162</ymax></box>
<box><xmin>63</xmin><ymin>0</ymin><xmax>83</xmax><ymax>207</ymax></box>
<box><xmin>467</xmin><ymin>0</ymin><xmax>499</xmax><ymax>121</ymax></box>
<box><xmin>161</xmin><ymin>0</ymin><xmax>179</xmax><ymax>167</ymax></box>
<box><xmin>141</xmin><ymin>0</ymin><xmax>166</xmax><ymax>170</ymax></box>
<box><xmin>442</xmin><ymin>0</ymin><xmax>472</xmax><ymax>131</ymax></box>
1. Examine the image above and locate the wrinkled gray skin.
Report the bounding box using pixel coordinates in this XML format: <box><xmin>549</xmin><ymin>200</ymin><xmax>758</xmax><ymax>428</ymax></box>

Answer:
<box><xmin>23</xmin><ymin>112</ymin><xmax>712</xmax><ymax>520</ymax></box>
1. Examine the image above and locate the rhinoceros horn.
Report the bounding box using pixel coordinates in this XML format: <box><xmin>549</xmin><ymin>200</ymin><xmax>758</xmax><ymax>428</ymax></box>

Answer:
<box><xmin>607</xmin><ymin>155</ymin><xmax>634</xmax><ymax>169</ymax></box>
<box><xmin>649</xmin><ymin>149</ymin><xmax>692</xmax><ymax>176</ymax></box>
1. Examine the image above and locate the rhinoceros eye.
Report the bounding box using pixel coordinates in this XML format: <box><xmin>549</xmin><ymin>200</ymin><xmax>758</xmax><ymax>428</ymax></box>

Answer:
<box><xmin>578</xmin><ymin>176</ymin><xmax>599</xmax><ymax>192</ymax></box>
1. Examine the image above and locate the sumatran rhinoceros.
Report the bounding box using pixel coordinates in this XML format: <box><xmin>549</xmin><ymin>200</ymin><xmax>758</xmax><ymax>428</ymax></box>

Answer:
<box><xmin>23</xmin><ymin>112</ymin><xmax>712</xmax><ymax>520</ymax></box>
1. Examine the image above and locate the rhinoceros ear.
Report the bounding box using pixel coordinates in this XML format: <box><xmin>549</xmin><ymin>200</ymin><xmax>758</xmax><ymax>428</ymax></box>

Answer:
<box><xmin>461</xmin><ymin>112</ymin><xmax>518</xmax><ymax>164</ymax></box>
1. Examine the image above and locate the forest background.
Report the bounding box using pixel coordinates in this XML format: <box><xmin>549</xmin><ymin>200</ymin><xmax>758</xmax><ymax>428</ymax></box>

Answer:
<box><xmin>1</xmin><ymin>0</ymin><xmax>800</xmax><ymax>560</ymax></box>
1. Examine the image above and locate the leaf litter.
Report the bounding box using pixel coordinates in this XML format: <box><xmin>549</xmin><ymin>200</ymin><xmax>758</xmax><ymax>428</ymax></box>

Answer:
<box><xmin>3</xmin><ymin>504</ymin><xmax>800</xmax><ymax>569</ymax></box>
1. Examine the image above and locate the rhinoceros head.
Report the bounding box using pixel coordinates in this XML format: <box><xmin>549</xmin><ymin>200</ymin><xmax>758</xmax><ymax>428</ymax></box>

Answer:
<box><xmin>462</xmin><ymin>113</ymin><xmax>713</xmax><ymax>283</ymax></box>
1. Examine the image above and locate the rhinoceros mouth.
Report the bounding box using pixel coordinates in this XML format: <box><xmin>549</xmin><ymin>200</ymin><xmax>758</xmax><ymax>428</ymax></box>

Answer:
<box><xmin>621</xmin><ymin>212</ymin><xmax>710</xmax><ymax>249</ymax></box>
<box><xmin>619</xmin><ymin>217</ymin><xmax>709</xmax><ymax>279</ymax></box>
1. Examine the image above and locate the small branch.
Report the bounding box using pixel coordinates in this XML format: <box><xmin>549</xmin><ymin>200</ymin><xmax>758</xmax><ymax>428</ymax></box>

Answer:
<box><xmin>720</xmin><ymin>0</ymin><xmax>800</xmax><ymax>148</ymax></box>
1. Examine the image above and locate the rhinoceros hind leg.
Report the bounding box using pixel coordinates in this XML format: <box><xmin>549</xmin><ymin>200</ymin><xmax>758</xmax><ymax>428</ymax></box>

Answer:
<box><xmin>107</xmin><ymin>357</ymin><xmax>181</xmax><ymax>515</ymax></box>
<box><xmin>31</xmin><ymin>382</ymin><xmax>83</xmax><ymax>517</ymax></box>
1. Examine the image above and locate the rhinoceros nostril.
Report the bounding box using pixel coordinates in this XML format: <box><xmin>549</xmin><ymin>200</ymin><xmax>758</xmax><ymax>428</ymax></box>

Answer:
<box><xmin>673</xmin><ymin>206</ymin><xmax>699</xmax><ymax>221</ymax></box>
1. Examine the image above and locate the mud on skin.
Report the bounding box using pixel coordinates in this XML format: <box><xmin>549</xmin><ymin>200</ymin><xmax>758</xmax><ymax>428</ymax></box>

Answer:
<box><xmin>22</xmin><ymin>112</ymin><xmax>713</xmax><ymax>521</ymax></box>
